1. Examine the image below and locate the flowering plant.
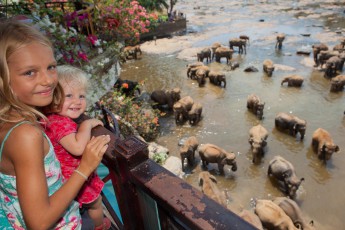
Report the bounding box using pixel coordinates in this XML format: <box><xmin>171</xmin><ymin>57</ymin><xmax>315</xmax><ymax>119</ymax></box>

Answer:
<box><xmin>98</xmin><ymin>87</ymin><xmax>162</xmax><ymax>141</ymax></box>
<box><xmin>99</xmin><ymin>0</ymin><xmax>157</xmax><ymax>44</ymax></box>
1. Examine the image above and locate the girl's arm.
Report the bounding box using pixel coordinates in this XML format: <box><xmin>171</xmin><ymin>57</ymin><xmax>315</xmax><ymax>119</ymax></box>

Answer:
<box><xmin>59</xmin><ymin>118</ymin><xmax>103</xmax><ymax>156</ymax></box>
<box><xmin>10</xmin><ymin>124</ymin><xmax>109</xmax><ymax>230</ymax></box>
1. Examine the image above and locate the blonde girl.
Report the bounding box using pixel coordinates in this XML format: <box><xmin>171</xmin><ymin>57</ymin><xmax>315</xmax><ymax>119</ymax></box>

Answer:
<box><xmin>0</xmin><ymin>20</ymin><xmax>110</xmax><ymax>229</ymax></box>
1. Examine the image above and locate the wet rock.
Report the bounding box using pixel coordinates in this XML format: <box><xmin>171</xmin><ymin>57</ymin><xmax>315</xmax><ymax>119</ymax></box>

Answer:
<box><xmin>244</xmin><ymin>66</ymin><xmax>259</xmax><ymax>72</ymax></box>
<box><xmin>273</xmin><ymin>64</ymin><xmax>296</xmax><ymax>71</ymax></box>
<box><xmin>300</xmin><ymin>33</ymin><xmax>311</xmax><ymax>37</ymax></box>
<box><xmin>259</xmin><ymin>19</ymin><xmax>265</xmax><ymax>22</ymax></box>
<box><xmin>229</xmin><ymin>61</ymin><xmax>240</xmax><ymax>70</ymax></box>
<box><xmin>162</xmin><ymin>156</ymin><xmax>184</xmax><ymax>178</ymax></box>
<box><xmin>296</xmin><ymin>50</ymin><xmax>311</xmax><ymax>55</ymax></box>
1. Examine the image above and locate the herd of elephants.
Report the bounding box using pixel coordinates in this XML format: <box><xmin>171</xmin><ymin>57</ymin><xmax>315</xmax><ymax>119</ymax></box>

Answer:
<box><xmin>116</xmin><ymin>2</ymin><xmax>345</xmax><ymax>229</ymax></box>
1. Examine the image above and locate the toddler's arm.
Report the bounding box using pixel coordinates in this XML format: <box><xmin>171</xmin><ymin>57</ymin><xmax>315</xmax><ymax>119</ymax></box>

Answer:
<box><xmin>59</xmin><ymin>118</ymin><xmax>103</xmax><ymax>156</ymax></box>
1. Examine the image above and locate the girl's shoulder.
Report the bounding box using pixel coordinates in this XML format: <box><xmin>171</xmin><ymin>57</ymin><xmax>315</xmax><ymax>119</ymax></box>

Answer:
<box><xmin>5</xmin><ymin>122</ymin><xmax>43</xmax><ymax>144</ymax></box>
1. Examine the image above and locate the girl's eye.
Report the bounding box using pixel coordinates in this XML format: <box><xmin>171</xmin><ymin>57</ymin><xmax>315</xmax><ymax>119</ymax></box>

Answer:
<box><xmin>23</xmin><ymin>70</ymin><xmax>35</xmax><ymax>76</ymax></box>
<box><xmin>48</xmin><ymin>64</ymin><xmax>57</xmax><ymax>71</ymax></box>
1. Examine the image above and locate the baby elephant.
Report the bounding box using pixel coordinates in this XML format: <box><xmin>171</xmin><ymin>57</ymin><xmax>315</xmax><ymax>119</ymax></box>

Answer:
<box><xmin>247</xmin><ymin>94</ymin><xmax>265</xmax><ymax>120</ymax></box>
<box><xmin>275</xmin><ymin>112</ymin><xmax>306</xmax><ymax>140</ymax></box>
<box><xmin>311</xmin><ymin>128</ymin><xmax>340</xmax><ymax>162</ymax></box>
<box><xmin>248</xmin><ymin>124</ymin><xmax>268</xmax><ymax>164</ymax></box>
<box><xmin>198</xmin><ymin>171</ymin><xmax>227</xmax><ymax>206</ymax></box>
<box><xmin>275</xmin><ymin>33</ymin><xmax>285</xmax><ymax>49</ymax></box>
<box><xmin>268</xmin><ymin>155</ymin><xmax>304</xmax><ymax>198</ymax></box>
<box><xmin>188</xmin><ymin>102</ymin><xmax>202</xmax><ymax>126</ymax></box>
<box><xmin>255</xmin><ymin>199</ymin><xmax>298</xmax><ymax>230</ymax></box>
<box><xmin>173</xmin><ymin>96</ymin><xmax>194</xmax><ymax>124</ymax></box>
<box><xmin>180</xmin><ymin>136</ymin><xmax>199</xmax><ymax>171</ymax></box>
<box><xmin>273</xmin><ymin>197</ymin><xmax>315</xmax><ymax>230</ymax></box>
<box><xmin>281</xmin><ymin>75</ymin><xmax>304</xmax><ymax>87</ymax></box>
<box><xmin>263</xmin><ymin>59</ymin><xmax>275</xmax><ymax>77</ymax></box>
<box><xmin>198</xmin><ymin>143</ymin><xmax>237</xmax><ymax>174</ymax></box>
<box><xmin>208</xmin><ymin>71</ymin><xmax>226</xmax><ymax>87</ymax></box>
<box><xmin>330</xmin><ymin>74</ymin><xmax>345</xmax><ymax>92</ymax></box>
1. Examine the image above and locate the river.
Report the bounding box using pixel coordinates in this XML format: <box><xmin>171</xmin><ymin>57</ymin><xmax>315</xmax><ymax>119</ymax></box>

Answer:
<box><xmin>118</xmin><ymin>1</ymin><xmax>345</xmax><ymax>229</ymax></box>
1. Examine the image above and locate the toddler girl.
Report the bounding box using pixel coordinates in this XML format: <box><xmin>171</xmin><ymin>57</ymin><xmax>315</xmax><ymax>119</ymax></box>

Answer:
<box><xmin>44</xmin><ymin>65</ymin><xmax>111</xmax><ymax>230</ymax></box>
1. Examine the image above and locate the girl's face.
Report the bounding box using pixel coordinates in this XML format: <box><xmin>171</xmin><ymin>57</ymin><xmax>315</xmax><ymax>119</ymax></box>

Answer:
<box><xmin>58</xmin><ymin>82</ymin><xmax>87</xmax><ymax>119</ymax></box>
<box><xmin>8</xmin><ymin>42</ymin><xmax>58</xmax><ymax>107</ymax></box>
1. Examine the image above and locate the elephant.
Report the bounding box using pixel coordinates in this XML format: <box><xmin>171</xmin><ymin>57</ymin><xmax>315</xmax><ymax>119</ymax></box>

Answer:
<box><xmin>197</xmin><ymin>47</ymin><xmax>212</xmax><ymax>63</ymax></box>
<box><xmin>255</xmin><ymin>199</ymin><xmax>298</xmax><ymax>230</ymax></box>
<box><xmin>180</xmin><ymin>136</ymin><xmax>199</xmax><ymax>171</ymax></box>
<box><xmin>324</xmin><ymin>55</ymin><xmax>341</xmax><ymax>78</ymax></box>
<box><xmin>198</xmin><ymin>143</ymin><xmax>237</xmax><ymax>174</ymax></box>
<box><xmin>281</xmin><ymin>75</ymin><xmax>304</xmax><ymax>87</ymax></box>
<box><xmin>186</xmin><ymin>62</ymin><xmax>204</xmax><ymax>78</ymax></box>
<box><xmin>312</xmin><ymin>43</ymin><xmax>328</xmax><ymax>66</ymax></box>
<box><xmin>275</xmin><ymin>33</ymin><xmax>285</xmax><ymax>49</ymax></box>
<box><xmin>211</xmin><ymin>42</ymin><xmax>222</xmax><ymax>60</ymax></box>
<box><xmin>248</xmin><ymin>124</ymin><xmax>268</xmax><ymax>164</ymax></box>
<box><xmin>317</xmin><ymin>50</ymin><xmax>339</xmax><ymax>68</ymax></box>
<box><xmin>263</xmin><ymin>59</ymin><xmax>275</xmax><ymax>77</ymax></box>
<box><xmin>273</xmin><ymin>197</ymin><xmax>316</xmax><ymax>230</ymax></box>
<box><xmin>150</xmin><ymin>87</ymin><xmax>181</xmax><ymax>110</ymax></box>
<box><xmin>268</xmin><ymin>155</ymin><xmax>305</xmax><ymax>198</ymax></box>
<box><xmin>208</xmin><ymin>71</ymin><xmax>226</xmax><ymax>87</ymax></box>
<box><xmin>113</xmin><ymin>78</ymin><xmax>141</xmax><ymax>97</ymax></box>
<box><xmin>247</xmin><ymin>94</ymin><xmax>265</xmax><ymax>120</ymax></box>
<box><xmin>188</xmin><ymin>102</ymin><xmax>202</xmax><ymax>126</ymax></box>
<box><xmin>238</xmin><ymin>210</ymin><xmax>263</xmax><ymax>230</ymax></box>
<box><xmin>239</xmin><ymin>35</ymin><xmax>250</xmax><ymax>45</ymax></box>
<box><xmin>123</xmin><ymin>45</ymin><xmax>142</xmax><ymax>59</ymax></box>
<box><xmin>311</xmin><ymin>128</ymin><xmax>340</xmax><ymax>162</ymax></box>
<box><xmin>275</xmin><ymin>112</ymin><xmax>306</xmax><ymax>140</ymax></box>
<box><xmin>173</xmin><ymin>96</ymin><xmax>194</xmax><ymax>123</ymax></box>
<box><xmin>214</xmin><ymin>46</ymin><xmax>234</xmax><ymax>64</ymax></box>
<box><xmin>229</xmin><ymin>38</ymin><xmax>246</xmax><ymax>54</ymax></box>
<box><xmin>330</xmin><ymin>75</ymin><xmax>345</xmax><ymax>92</ymax></box>
<box><xmin>195</xmin><ymin>68</ymin><xmax>208</xmax><ymax>87</ymax></box>
<box><xmin>189</xmin><ymin>65</ymin><xmax>210</xmax><ymax>80</ymax></box>
<box><xmin>198</xmin><ymin>171</ymin><xmax>227</xmax><ymax>207</ymax></box>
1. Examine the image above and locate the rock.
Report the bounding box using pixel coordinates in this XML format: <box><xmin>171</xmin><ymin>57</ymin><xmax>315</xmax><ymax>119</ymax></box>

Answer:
<box><xmin>296</xmin><ymin>50</ymin><xmax>311</xmax><ymax>55</ymax></box>
<box><xmin>300</xmin><ymin>33</ymin><xmax>311</xmax><ymax>37</ymax></box>
<box><xmin>273</xmin><ymin>64</ymin><xmax>296</xmax><ymax>71</ymax></box>
<box><xmin>244</xmin><ymin>66</ymin><xmax>259</xmax><ymax>72</ymax></box>
<box><xmin>163</xmin><ymin>156</ymin><xmax>184</xmax><ymax>178</ymax></box>
<box><xmin>148</xmin><ymin>142</ymin><xmax>169</xmax><ymax>159</ymax></box>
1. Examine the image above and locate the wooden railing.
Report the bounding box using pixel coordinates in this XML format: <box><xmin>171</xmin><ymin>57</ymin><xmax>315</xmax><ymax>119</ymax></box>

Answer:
<box><xmin>80</xmin><ymin>112</ymin><xmax>257</xmax><ymax>230</ymax></box>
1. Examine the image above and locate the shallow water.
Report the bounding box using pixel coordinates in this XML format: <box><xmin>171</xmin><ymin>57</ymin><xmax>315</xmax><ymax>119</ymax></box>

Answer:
<box><xmin>119</xmin><ymin>1</ymin><xmax>345</xmax><ymax>229</ymax></box>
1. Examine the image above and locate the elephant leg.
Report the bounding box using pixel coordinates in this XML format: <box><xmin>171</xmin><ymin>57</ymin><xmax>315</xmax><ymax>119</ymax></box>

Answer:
<box><xmin>218</xmin><ymin>163</ymin><xmax>225</xmax><ymax>174</ymax></box>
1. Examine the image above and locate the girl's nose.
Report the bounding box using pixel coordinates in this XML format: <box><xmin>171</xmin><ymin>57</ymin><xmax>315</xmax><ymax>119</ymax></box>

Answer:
<box><xmin>41</xmin><ymin>70</ymin><xmax>56</xmax><ymax>85</ymax></box>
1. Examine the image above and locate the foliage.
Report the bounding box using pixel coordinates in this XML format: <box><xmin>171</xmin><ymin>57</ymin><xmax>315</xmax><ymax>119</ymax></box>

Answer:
<box><xmin>152</xmin><ymin>152</ymin><xmax>168</xmax><ymax>165</ymax></box>
<box><xmin>138</xmin><ymin>0</ymin><xmax>168</xmax><ymax>12</ymax></box>
<box><xmin>98</xmin><ymin>88</ymin><xmax>162</xmax><ymax>141</ymax></box>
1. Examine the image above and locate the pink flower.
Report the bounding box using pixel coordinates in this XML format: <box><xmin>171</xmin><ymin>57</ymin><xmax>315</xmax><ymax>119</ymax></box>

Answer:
<box><xmin>87</xmin><ymin>34</ymin><xmax>98</xmax><ymax>45</ymax></box>
<box><xmin>78</xmin><ymin>52</ymin><xmax>89</xmax><ymax>62</ymax></box>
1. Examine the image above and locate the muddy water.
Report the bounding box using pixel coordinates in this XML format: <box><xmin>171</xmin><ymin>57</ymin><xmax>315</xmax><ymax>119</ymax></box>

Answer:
<box><xmin>119</xmin><ymin>1</ymin><xmax>345</xmax><ymax>229</ymax></box>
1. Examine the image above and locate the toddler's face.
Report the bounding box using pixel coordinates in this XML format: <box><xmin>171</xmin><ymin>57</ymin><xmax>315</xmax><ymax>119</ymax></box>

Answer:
<box><xmin>8</xmin><ymin>42</ymin><xmax>58</xmax><ymax>107</ymax></box>
<box><xmin>59</xmin><ymin>82</ymin><xmax>86</xmax><ymax>119</ymax></box>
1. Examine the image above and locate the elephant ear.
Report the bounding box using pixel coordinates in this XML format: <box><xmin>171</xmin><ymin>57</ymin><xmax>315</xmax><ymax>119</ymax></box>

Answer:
<box><xmin>249</xmin><ymin>137</ymin><xmax>253</xmax><ymax>144</ymax></box>
<box><xmin>335</xmin><ymin>145</ymin><xmax>340</xmax><ymax>152</ymax></box>
<box><xmin>198</xmin><ymin>177</ymin><xmax>204</xmax><ymax>186</ymax></box>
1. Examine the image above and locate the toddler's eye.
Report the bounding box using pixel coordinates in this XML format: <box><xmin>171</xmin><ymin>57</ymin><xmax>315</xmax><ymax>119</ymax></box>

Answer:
<box><xmin>80</xmin><ymin>95</ymin><xmax>86</xmax><ymax>99</ymax></box>
<box><xmin>65</xmin><ymin>94</ymin><xmax>73</xmax><ymax>98</ymax></box>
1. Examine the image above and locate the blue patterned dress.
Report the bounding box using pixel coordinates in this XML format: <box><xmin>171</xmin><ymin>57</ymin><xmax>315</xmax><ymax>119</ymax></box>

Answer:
<box><xmin>0</xmin><ymin>121</ymin><xmax>82</xmax><ymax>229</ymax></box>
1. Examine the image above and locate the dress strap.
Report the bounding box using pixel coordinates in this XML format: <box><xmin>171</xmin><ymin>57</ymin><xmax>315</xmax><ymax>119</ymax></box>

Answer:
<box><xmin>0</xmin><ymin>121</ymin><xmax>31</xmax><ymax>160</ymax></box>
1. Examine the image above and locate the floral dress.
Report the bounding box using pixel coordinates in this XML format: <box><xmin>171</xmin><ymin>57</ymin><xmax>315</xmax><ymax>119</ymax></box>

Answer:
<box><xmin>44</xmin><ymin>114</ymin><xmax>104</xmax><ymax>205</ymax></box>
<box><xmin>0</xmin><ymin>121</ymin><xmax>81</xmax><ymax>229</ymax></box>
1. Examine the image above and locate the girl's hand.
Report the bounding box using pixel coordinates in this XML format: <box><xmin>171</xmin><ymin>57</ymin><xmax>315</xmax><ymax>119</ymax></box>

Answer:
<box><xmin>78</xmin><ymin>135</ymin><xmax>110</xmax><ymax>176</ymax></box>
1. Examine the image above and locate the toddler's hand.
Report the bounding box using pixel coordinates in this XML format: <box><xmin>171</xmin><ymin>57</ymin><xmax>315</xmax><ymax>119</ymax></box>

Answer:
<box><xmin>83</xmin><ymin>118</ymin><xmax>104</xmax><ymax>129</ymax></box>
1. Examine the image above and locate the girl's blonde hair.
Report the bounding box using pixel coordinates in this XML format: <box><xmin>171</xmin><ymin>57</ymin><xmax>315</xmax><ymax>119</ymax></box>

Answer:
<box><xmin>0</xmin><ymin>20</ymin><xmax>63</xmax><ymax>123</ymax></box>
